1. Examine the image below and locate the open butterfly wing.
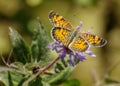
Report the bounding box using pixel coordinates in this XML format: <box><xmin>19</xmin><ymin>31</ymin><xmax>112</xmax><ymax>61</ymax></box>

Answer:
<box><xmin>51</xmin><ymin>27</ymin><xmax>72</xmax><ymax>46</ymax></box>
<box><xmin>49</xmin><ymin>10</ymin><xmax>74</xmax><ymax>30</ymax></box>
<box><xmin>69</xmin><ymin>35</ymin><xmax>89</xmax><ymax>52</ymax></box>
<box><xmin>81</xmin><ymin>33</ymin><xmax>107</xmax><ymax>47</ymax></box>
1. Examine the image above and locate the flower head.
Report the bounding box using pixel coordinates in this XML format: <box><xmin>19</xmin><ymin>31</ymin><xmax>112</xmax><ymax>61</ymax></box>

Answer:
<box><xmin>47</xmin><ymin>41</ymin><xmax>96</xmax><ymax>66</ymax></box>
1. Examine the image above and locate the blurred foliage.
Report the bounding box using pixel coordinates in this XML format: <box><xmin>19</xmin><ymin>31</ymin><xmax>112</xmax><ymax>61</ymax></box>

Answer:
<box><xmin>62</xmin><ymin>79</ymin><xmax>80</xmax><ymax>86</ymax></box>
<box><xmin>0</xmin><ymin>21</ymin><xmax>75</xmax><ymax>86</ymax></box>
<box><xmin>73</xmin><ymin>0</ymin><xmax>99</xmax><ymax>6</ymax></box>
<box><xmin>0</xmin><ymin>0</ymin><xmax>120</xmax><ymax>86</ymax></box>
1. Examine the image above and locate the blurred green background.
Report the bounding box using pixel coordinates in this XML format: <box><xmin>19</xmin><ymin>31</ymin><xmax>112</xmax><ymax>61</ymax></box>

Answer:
<box><xmin>0</xmin><ymin>0</ymin><xmax>120</xmax><ymax>86</ymax></box>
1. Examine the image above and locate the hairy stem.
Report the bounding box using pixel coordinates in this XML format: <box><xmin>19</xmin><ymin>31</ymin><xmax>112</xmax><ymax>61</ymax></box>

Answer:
<box><xmin>22</xmin><ymin>56</ymin><xmax>60</xmax><ymax>86</ymax></box>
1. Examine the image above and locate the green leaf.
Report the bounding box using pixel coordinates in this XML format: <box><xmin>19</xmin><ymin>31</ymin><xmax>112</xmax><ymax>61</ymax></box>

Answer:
<box><xmin>31</xmin><ymin>19</ymin><xmax>50</xmax><ymax>62</ymax></box>
<box><xmin>29</xmin><ymin>77</ymin><xmax>42</xmax><ymax>86</ymax></box>
<box><xmin>8</xmin><ymin>71</ymin><xmax>14</xmax><ymax>86</ymax></box>
<box><xmin>18</xmin><ymin>77</ymin><xmax>29</xmax><ymax>86</ymax></box>
<box><xmin>42</xmin><ymin>57</ymin><xmax>75</xmax><ymax>85</ymax></box>
<box><xmin>44</xmin><ymin>66</ymin><xmax>74</xmax><ymax>85</ymax></box>
<box><xmin>9</xmin><ymin>28</ymin><xmax>31</xmax><ymax>64</ymax></box>
<box><xmin>54</xmin><ymin>63</ymin><xmax>65</xmax><ymax>73</ymax></box>
<box><xmin>42</xmin><ymin>81</ymin><xmax>50</xmax><ymax>86</ymax></box>
<box><xmin>31</xmin><ymin>39</ymin><xmax>39</xmax><ymax>62</ymax></box>
<box><xmin>0</xmin><ymin>71</ymin><xmax>9</xmax><ymax>86</ymax></box>
<box><xmin>62</xmin><ymin>79</ymin><xmax>80</xmax><ymax>86</ymax></box>
<box><xmin>0</xmin><ymin>70</ymin><xmax>24</xmax><ymax>86</ymax></box>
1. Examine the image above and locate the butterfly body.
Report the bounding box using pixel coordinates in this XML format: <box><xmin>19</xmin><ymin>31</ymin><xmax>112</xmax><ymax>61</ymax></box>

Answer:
<box><xmin>49</xmin><ymin>10</ymin><xmax>107</xmax><ymax>52</ymax></box>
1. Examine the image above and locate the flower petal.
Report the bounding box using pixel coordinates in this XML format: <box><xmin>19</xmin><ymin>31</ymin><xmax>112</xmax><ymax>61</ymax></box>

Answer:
<box><xmin>68</xmin><ymin>54</ymin><xmax>74</xmax><ymax>66</ymax></box>
<box><xmin>85</xmin><ymin>50</ymin><xmax>96</xmax><ymax>57</ymax></box>
<box><xmin>76</xmin><ymin>21</ymin><xmax>83</xmax><ymax>30</ymax></box>
<box><xmin>76</xmin><ymin>52</ymin><xmax>86</xmax><ymax>61</ymax></box>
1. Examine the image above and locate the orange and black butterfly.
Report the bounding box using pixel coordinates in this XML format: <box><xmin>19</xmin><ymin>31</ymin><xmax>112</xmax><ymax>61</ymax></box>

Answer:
<box><xmin>49</xmin><ymin>10</ymin><xmax>107</xmax><ymax>52</ymax></box>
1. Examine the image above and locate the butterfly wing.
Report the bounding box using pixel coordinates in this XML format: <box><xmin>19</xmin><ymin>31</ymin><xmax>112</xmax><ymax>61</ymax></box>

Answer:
<box><xmin>69</xmin><ymin>35</ymin><xmax>89</xmax><ymax>52</ymax></box>
<box><xmin>81</xmin><ymin>33</ymin><xmax>107</xmax><ymax>47</ymax></box>
<box><xmin>49</xmin><ymin>10</ymin><xmax>74</xmax><ymax>30</ymax></box>
<box><xmin>51</xmin><ymin>27</ymin><xmax>72</xmax><ymax>46</ymax></box>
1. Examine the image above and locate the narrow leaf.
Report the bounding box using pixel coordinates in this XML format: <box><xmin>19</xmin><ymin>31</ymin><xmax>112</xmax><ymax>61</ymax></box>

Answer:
<box><xmin>31</xmin><ymin>19</ymin><xmax>50</xmax><ymax>62</ymax></box>
<box><xmin>9</xmin><ymin>28</ymin><xmax>31</xmax><ymax>64</ymax></box>
<box><xmin>62</xmin><ymin>79</ymin><xmax>80</xmax><ymax>86</ymax></box>
<box><xmin>8</xmin><ymin>71</ymin><xmax>13</xmax><ymax>86</ymax></box>
<box><xmin>44</xmin><ymin>66</ymin><xmax>74</xmax><ymax>85</ymax></box>
<box><xmin>29</xmin><ymin>77</ymin><xmax>42</xmax><ymax>86</ymax></box>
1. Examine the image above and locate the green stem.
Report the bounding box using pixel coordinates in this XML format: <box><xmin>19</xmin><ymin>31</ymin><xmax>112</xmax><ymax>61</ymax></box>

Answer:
<box><xmin>22</xmin><ymin>56</ymin><xmax>60</xmax><ymax>86</ymax></box>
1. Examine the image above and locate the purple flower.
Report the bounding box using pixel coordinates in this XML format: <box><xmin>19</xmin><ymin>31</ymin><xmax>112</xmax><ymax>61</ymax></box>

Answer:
<box><xmin>47</xmin><ymin>41</ymin><xmax>96</xmax><ymax>66</ymax></box>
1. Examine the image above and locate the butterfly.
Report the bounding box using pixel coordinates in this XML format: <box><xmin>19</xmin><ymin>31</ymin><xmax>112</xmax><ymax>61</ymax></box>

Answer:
<box><xmin>49</xmin><ymin>10</ymin><xmax>107</xmax><ymax>52</ymax></box>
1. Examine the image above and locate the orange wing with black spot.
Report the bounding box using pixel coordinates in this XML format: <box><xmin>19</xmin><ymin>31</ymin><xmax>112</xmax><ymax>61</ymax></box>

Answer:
<box><xmin>69</xmin><ymin>35</ymin><xmax>89</xmax><ymax>52</ymax></box>
<box><xmin>82</xmin><ymin>33</ymin><xmax>107</xmax><ymax>47</ymax></box>
<box><xmin>49</xmin><ymin>10</ymin><xmax>74</xmax><ymax>30</ymax></box>
<box><xmin>51</xmin><ymin>27</ymin><xmax>72</xmax><ymax>46</ymax></box>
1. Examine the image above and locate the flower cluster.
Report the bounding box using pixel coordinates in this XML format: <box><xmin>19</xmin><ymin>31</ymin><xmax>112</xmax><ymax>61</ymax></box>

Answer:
<box><xmin>47</xmin><ymin>41</ymin><xmax>95</xmax><ymax>66</ymax></box>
